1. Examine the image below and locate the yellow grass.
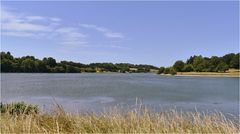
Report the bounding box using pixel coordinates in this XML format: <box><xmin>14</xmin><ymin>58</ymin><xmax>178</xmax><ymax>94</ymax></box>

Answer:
<box><xmin>176</xmin><ymin>69</ymin><xmax>240</xmax><ymax>77</ymax></box>
<box><xmin>1</xmin><ymin>105</ymin><xmax>239</xmax><ymax>133</ymax></box>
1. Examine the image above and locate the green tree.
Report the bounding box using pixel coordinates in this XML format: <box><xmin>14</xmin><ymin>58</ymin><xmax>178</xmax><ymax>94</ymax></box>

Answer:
<box><xmin>169</xmin><ymin>67</ymin><xmax>177</xmax><ymax>75</ymax></box>
<box><xmin>52</xmin><ymin>66</ymin><xmax>65</xmax><ymax>73</ymax></box>
<box><xmin>192</xmin><ymin>56</ymin><xmax>209</xmax><ymax>72</ymax></box>
<box><xmin>21</xmin><ymin>59</ymin><xmax>35</xmax><ymax>72</ymax></box>
<box><xmin>173</xmin><ymin>60</ymin><xmax>185</xmax><ymax>72</ymax></box>
<box><xmin>1</xmin><ymin>59</ymin><xmax>13</xmax><ymax>72</ymax></box>
<box><xmin>164</xmin><ymin>67</ymin><xmax>170</xmax><ymax>74</ymax></box>
<box><xmin>158</xmin><ymin>67</ymin><xmax>165</xmax><ymax>74</ymax></box>
<box><xmin>183</xmin><ymin>64</ymin><xmax>194</xmax><ymax>72</ymax></box>
<box><xmin>230</xmin><ymin>54</ymin><xmax>239</xmax><ymax>69</ymax></box>
<box><xmin>43</xmin><ymin>57</ymin><xmax>57</xmax><ymax>67</ymax></box>
<box><xmin>34</xmin><ymin>60</ymin><xmax>48</xmax><ymax>72</ymax></box>
<box><xmin>222</xmin><ymin>53</ymin><xmax>235</xmax><ymax>65</ymax></box>
<box><xmin>66</xmin><ymin>65</ymin><xmax>81</xmax><ymax>73</ymax></box>
<box><xmin>215</xmin><ymin>62</ymin><xmax>229</xmax><ymax>72</ymax></box>
<box><xmin>208</xmin><ymin>56</ymin><xmax>221</xmax><ymax>72</ymax></box>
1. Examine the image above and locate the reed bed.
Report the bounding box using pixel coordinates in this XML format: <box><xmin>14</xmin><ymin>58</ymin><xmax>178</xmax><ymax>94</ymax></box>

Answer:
<box><xmin>1</xmin><ymin>102</ymin><xmax>239</xmax><ymax>133</ymax></box>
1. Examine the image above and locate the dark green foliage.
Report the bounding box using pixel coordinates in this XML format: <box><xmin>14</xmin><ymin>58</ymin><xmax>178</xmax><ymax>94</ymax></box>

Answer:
<box><xmin>1</xmin><ymin>51</ymin><xmax>239</xmax><ymax>73</ymax></box>
<box><xmin>183</xmin><ymin>64</ymin><xmax>194</xmax><ymax>72</ymax></box>
<box><xmin>43</xmin><ymin>57</ymin><xmax>57</xmax><ymax>67</ymax></box>
<box><xmin>173</xmin><ymin>60</ymin><xmax>185</xmax><ymax>72</ymax></box>
<box><xmin>215</xmin><ymin>62</ymin><xmax>229</xmax><ymax>72</ymax></box>
<box><xmin>21</xmin><ymin>59</ymin><xmax>36</xmax><ymax>72</ymax></box>
<box><xmin>66</xmin><ymin>65</ymin><xmax>81</xmax><ymax>73</ymax></box>
<box><xmin>1</xmin><ymin>51</ymin><xmax>159</xmax><ymax>73</ymax></box>
<box><xmin>163</xmin><ymin>53</ymin><xmax>239</xmax><ymax>75</ymax></box>
<box><xmin>163</xmin><ymin>67</ymin><xmax>176</xmax><ymax>75</ymax></box>
<box><xmin>229</xmin><ymin>54</ymin><xmax>239</xmax><ymax>69</ymax></box>
<box><xmin>164</xmin><ymin>67</ymin><xmax>170</xmax><ymax>74</ymax></box>
<box><xmin>158</xmin><ymin>67</ymin><xmax>165</xmax><ymax>74</ymax></box>
<box><xmin>169</xmin><ymin>67</ymin><xmax>177</xmax><ymax>75</ymax></box>
<box><xmin>0</xmin><ymin>102</ymin><xmax>39</xmax><ymax>115</ymax></box>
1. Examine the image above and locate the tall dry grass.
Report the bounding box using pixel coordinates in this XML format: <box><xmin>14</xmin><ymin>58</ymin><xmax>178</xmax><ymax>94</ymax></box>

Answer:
<box><xmin>1</xmin><ymin>103</ymin><xmax>239</xmax><ymax>133</ymax></box>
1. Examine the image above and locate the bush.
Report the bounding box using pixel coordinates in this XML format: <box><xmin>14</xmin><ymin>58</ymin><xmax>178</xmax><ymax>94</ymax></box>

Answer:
<box><xmin>157</xmin><ymin>67</ymin><xmax>165</xmax><ymax>74</ymax></box>
<box><xmin>169</xmin><ymin>67</ymin><xmax>177</xmax><ymax>75</ymax></box>
<box><xmin>173</xmin><ymin>60</ymin><xmax>185</xmax><ymax>72</ymax></box>
<box><xmin>163</xmin><ymin>67</ymin><xmax>176</xmax><ymax>75</ymax></box>
<box><xmin>183</xmin><ymin>64</ymin><xmax>194</xmax><ymax>72</ymax></box>
<box><xmin>0</xmin><ymin>102</ymin><xmax>39</xmax><ymax>115</ymax></box>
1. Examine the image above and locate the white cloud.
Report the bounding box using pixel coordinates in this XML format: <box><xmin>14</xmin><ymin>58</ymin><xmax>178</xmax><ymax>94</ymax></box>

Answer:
<box><xmin>3</xmin><ymin>22</ymin><xmax>52</xmax><ymax>32</ymax></box>
<box><xmin>25</xmin><ymin>16</ymin><xmax>46</xmax><ymax>21</ymax></box>
<box><xmin>50</xmin><ymin>17</ymin><xmax>61</xmax><ymax>22</ymax></box>
<box><xmin>2</xmin><ymin>31</ymin><xmax>36</xmax><ymax>37</ymax></box>
<box><xmin>1</xmin><ymin>7</ymin><xmax>127</xmax><ymax>51</ymax></box>
<box><xmin>55</xmin><ymin>27</ymin><xmax>88</xmax><ymax>47</ymax></box>
<box><xmin>80</xmin><ymin>24</ymin><xmax>124</xmax><ymax>39</ymax></box>
<box><xmin>1</xmin><ymin>7</ymin><xmax>88</xmax><ymax>49</ymax></box>
<box><xmin>1</xmin><ymin>7</ymin><xmax>57</xmax><ymax>36</ymax></box>
<box><xmin>105</xmin><ymin>32</ymin><xmax>124</xmax><ymax>38</ymax></box>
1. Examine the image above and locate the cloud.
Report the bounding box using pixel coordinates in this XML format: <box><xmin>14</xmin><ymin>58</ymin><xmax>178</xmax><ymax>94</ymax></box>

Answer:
<box><xmin>55</xmin><ymin>27</ymin><xmax>88</xmax><ymax>47</ymax></box>
<box><xmin>1</xmin><ymin>7</ymin><xmax>57</xmax><ymax>37</ymax></box>
<box><xmin>1</xmin><ymin>7</ymin><xmax>86</xmax><ymax>47</ymax></box>
<box><xmin>80</xmin><ymin>24</ymin><xmax>124</xmax><ymax>39</ymax></box>
<box><xmin>3</xmin><ymin>22</ymin><xmax>52</xmax><ymax>32</ymax></box>
<box><xmin>50</xmin><ymin>17</ymin><xmax>61</xmax><ymax>22</ymax></box>
<box><xmin>25</xmin><ymin>16</ymin><xmax>46</xmax><ymax>21</ymax></box>
<box><xmin>2</xmin><ymin>31</ymin><xmax>36</xmax><ymax>37</ymax></box>
<box><xmin>1</xmin><ymin>7</ymin><xmax>127</xmax><ymax>51</ymax></box>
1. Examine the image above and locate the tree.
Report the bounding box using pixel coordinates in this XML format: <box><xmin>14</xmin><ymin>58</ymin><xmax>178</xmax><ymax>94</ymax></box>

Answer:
<box><xmin>183</xmin><ymin>64</ymin><xmax>193</xmax><ymax>72</ymax></box>
<box><xmin>21</xmin><ymin>59</ymin><xmax>35</xmax><ymax>72</ymax></box>
<box><xmin>208</xmin><ymin>56</ymin><xmax>221</xmax><ymax>72</ymax></box>
<box><xmin>230</xmin><ymin>54</ymin><xmax>239</xmax><ymax>69</ymax></box>
<box><xmin>192</xmin><ymin>56</ymin><xmax>209</xmax><ymax>72</ymax></box>
<box><xmin>169</xmin><ymin>67</ymin><xmax>177</xmax><ymax>75</ymax></box>
<box><xmin>52</xmin><ymin>66</ymin><xmax>65</xmax><ymax>73</ymax></box>
<box><xmin>215</xmin><ymin>62</ymin><xmax>229</xmax><ymax>72</ymax></box>
<box><xmin>164</xmin><ymin>67</ymin><xmax>170</xmax><ymax>74</ymax></box>
<box><xmin>43</xmin><ymin>57</ymin><xmax>57</xmax><ymax>67</ymax></box>
<box><xmin>222</xmin><ymin>53</ymin><xmax>235</xmax><ymax>65</ymax></box>
<box><xmin>173</xmin><ymin>60</ymin><xmax>185</xmax><ymax>72</ymax></box>
<box><xmin>66</xmin><ymin>65</ymin><xmax>81</xmax><ymax>73</ymax></box>
<box><xmin>186</xmin><ymin>55</ymin><xmax>197</xmax><ymax>64</ymax></box>
<box><xmin>1</xmin><ymin>59</ymin><xmax>13</xmax><ymax>72</ymax></box>
<box><xmin>1</xmin><ymin>52</ymin><xmax>14</xmax><ymax>60</ymax></box>
<box><xmin>158</xmin><ymin>67</ymin><xmax>165</xmax><ymax>74</ymax></box>
<box><xmin>35</xmin><ymin>60</ymin><xmax>48</xmax><ymax>72</ymax></box>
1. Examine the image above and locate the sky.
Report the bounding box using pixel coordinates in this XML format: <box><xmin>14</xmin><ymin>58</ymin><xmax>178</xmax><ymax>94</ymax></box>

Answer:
<box><xmin>1</xmin><ymin>1</ymin><xmax>239</xmax><ymax>67</ymax></box>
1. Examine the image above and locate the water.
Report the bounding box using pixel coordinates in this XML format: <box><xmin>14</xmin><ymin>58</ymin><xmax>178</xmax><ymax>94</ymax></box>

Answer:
<box><xmin>1</xmin><ymin>73</ymin><xmax>239</xmax><ymax>116</ymax></box>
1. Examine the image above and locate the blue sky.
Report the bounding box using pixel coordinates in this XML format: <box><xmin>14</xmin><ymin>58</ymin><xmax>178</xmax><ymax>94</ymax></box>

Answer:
<box><xmin>1</xmin><ymin>1</ymin><xmax>239</xmax><ymax>66</ymax></box>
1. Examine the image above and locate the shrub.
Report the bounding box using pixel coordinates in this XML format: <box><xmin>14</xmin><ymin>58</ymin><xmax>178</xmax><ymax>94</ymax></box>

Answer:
<box><xmin>158</xmin><ymin>67</ymin><xmax>165</xmax><ymax>74</ymax></box>
<box><xmin>0</xmin><ymin>102</ymin><xmax>39</xmax><ymax>115</ymax></box>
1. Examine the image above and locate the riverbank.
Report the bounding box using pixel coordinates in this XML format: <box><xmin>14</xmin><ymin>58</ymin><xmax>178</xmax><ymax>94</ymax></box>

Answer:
<box><xmin>175</xmin><ymin>69</ymin><xmax>240</xmax><ymax>77</ymax></box>
<box><xmin>1</xmin><ymin>102</ymin><xmax>239</xmax><ymax>133</ymax></box>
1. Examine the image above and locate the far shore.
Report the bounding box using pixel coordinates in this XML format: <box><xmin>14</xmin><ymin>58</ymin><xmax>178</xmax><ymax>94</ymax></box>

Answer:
<box><xmin>175</xmin><ymin>70</ymin><xmax>240</xmax><ymax>78</ymax></box>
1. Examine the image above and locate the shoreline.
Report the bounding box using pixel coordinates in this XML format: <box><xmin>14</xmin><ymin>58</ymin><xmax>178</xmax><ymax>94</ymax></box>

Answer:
<box><xmin>175</xmin><ymin>71</ymin><xmax>239</xmax><ymax>78</ymax></box>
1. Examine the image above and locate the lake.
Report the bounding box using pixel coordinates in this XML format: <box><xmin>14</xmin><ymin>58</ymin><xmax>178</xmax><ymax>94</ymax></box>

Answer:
<box><xmin>1</xmin><ymin>73</ymin><xmax>239</xmax><ymax>116</ymax></box>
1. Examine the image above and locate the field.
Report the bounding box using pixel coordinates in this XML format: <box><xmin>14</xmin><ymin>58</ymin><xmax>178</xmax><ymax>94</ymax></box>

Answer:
<box><xmin>1</xmin><ymin>102</ymin><xmax>239</xmax><ymax>133</ymax></box>
<box><xmin>176</xmin><ymin>69</ymin><xmax>240</xmax><ymax>77</ymax></box>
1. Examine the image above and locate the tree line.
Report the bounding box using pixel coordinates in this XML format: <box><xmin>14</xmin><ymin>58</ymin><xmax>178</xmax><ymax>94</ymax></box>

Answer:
<box><xmin>0</xmin><ymin>52</ymin><xmax>158</xmax><ymax>73</ymax></box>
<box><xmin>158</xmin><ymin>53</ymin><xmax>239</xmax><ymax>75</ymax></box>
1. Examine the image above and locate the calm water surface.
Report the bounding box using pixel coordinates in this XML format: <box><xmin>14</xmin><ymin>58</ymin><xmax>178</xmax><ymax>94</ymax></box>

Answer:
<box><xmin>1</xmin><ymin>73</ymin><xmax>239</xmax><ymax>115</ymax></box>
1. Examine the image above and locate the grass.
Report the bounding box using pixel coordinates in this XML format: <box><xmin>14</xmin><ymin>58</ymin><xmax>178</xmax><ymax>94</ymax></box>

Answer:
<box><xmin>176</xmin><ymin>69</ymin><xmax>240</xmax><ymax>77</ymax></box>
<box><xmin>1</xmin><ymin>102</ymin><xmax>239</xmax><ymax>133</ymax></box>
